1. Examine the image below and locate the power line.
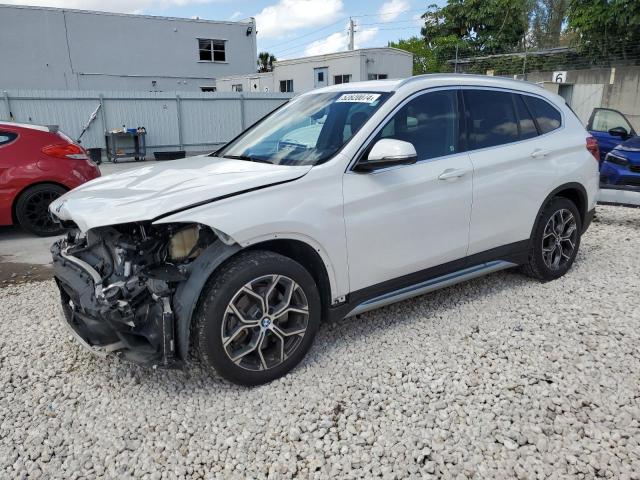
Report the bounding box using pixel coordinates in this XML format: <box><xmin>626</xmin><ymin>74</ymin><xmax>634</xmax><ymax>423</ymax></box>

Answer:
<box><xmin>351</xmin><ymin>8</ymin><xmax>425</xmax><ymax>19</ymax></box>
<box><xmin>261</xmin><ymin>8</ymin><xmax>426</xmax><ymax>54</ymax></box>
<box><xmin>262</xmin><ymin>17</ymin><xmax>348</xmax><ymax>51</ymax></box>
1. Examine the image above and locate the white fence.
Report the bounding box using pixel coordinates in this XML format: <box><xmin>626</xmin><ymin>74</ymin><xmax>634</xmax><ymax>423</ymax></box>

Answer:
<box><xmin>0</xmin><ymin>89</ymin><xmax>294</xmax><ymax>153</ymax></box>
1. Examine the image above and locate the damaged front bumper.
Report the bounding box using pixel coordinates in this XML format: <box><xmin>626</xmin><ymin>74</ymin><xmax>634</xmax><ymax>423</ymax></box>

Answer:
<box><xmin>52</xmin><ymin>239</ymin><xmax>179</xmax><ymax>368</ymax></box>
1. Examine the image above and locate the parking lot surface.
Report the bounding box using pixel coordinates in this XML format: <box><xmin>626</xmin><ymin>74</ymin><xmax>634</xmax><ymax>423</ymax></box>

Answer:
<box><xmin>1</xmin><ymin>205</ymin><xmax>639</xmax><ymax>479</ymax></box>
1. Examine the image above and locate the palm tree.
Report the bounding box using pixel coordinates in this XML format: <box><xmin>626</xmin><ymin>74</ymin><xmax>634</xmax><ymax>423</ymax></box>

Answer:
<box><xmin>257</xmin><ymin>52</ymin><xmax>277</xmax><ymax>72</ymax></box>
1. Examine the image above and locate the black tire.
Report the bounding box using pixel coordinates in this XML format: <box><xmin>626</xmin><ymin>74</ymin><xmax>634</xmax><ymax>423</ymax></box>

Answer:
<box><xmin>192</xmin><ymin>250</ymin><xmax>321</xmax><ymax>386</ymax></box>
<box><xmin>522</xmin><ymin>197</ymin><xmax>582</xmax><ymax>281</ymax></box>
<box><xmin>15</xmin><ymin>183</ymin><xmax>67</xmax><ymax>236</ymax></box>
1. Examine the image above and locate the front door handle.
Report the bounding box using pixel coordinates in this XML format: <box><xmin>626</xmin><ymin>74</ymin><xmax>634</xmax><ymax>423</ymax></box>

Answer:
<box><xmin>438</xmin><ymin>168</ymin><xmax>467</xmax><ymax>181</ymax></box>
<box><xmin>530</xmin><ymin>149</ymin><xmax>550</xmax><ymax>158</ymax></box>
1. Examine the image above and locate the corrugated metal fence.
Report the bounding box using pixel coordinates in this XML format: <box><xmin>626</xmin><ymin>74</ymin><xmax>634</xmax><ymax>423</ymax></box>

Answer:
<box><xmin>1</xmin><ymin>89</ymin><xmax>294</xmax><ymax>153</ymax></box>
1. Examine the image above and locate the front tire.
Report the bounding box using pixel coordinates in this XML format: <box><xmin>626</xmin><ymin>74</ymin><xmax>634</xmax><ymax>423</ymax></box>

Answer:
<box><xmin>192</xmin><ymin>250</ymin><xmax>321</xmax><ymax>386</ymax></box>
<box><xmin>522</xmin><ymin>197</ymin><xmax>582</xmax><ymax>281</ymax></box>
<box><xmin>15</xmin><ymin>183</ymin><xmax>67</xmax><ymax>236</ymax></box>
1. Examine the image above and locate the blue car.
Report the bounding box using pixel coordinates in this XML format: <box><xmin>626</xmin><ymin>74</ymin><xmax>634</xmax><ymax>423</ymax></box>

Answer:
<box><xmin>587</xmin><ymin>108</ymin><xmax>640</xmax><ymax>189</ymax></box>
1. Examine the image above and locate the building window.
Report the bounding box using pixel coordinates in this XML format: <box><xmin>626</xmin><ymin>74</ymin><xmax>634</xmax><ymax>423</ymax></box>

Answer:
<box><xmin>232</xmin><ymin>84</ymin><xmax>243</xmax><ymax>92</ymax></box>
<box><xmin>200</xmin><ymin>86</ymin><xmax>217</xmax><ymax>92</ymax></box>
<box><xmin>368</xmin><ymin>74</ymin><xmax>388</xmax><ymax>80</ymax></box>
<box><xmin>199</xmin><ymin>39</ymin><xmax>226</xmax><ymax>62</ymax></box>
<box><xmin>280</xmin><ymin>80</ymin><xmax>294</xmax><ymax>92</ymax></box>
<box><xmin>334</xmin><ymin>74</ymin><xmax>351</xmax><ymax>85</ymax></box>
<box><xmin>317</xmin><ymin>71</ymin><xmax>324</xmax><ymax>82</ymax></box>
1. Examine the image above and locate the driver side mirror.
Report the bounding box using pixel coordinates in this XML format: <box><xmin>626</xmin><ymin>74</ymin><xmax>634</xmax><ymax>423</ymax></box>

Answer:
<box><xmin>355</xmin><ymin>139</ymin><xmax>417</xmax><ymax>172</ymax></box>
<box><xmin>608</xmin><ymin>126</ymin><xmax>629</xmax><ymax>139</ymax></box>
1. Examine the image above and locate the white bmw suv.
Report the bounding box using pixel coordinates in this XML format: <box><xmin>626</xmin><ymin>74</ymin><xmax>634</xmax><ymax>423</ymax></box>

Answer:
<box><xmin>50</xmin><ymin>75</ymin><xmax>599</xmax><ymax>385</ymax></box>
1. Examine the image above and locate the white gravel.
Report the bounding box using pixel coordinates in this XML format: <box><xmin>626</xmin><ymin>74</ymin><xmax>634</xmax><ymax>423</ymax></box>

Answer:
<box><xmin>1</xmin><ymin>205</ymin><xmax>640</xmax><ymax>479</ymax></box>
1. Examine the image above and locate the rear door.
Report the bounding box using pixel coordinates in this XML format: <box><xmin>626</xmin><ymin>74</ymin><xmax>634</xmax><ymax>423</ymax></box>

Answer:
<box><xmin>463</xmin><ymin>89</ymin><xmax>561</xmax><ymax>256</ymax></box>
<box><xmin>587</xmin><ymin>108</ymin><xmax>637</xmax><ymax>157</ymax></box>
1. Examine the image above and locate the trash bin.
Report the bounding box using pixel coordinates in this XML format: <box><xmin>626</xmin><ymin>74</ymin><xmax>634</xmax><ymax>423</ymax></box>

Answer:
<box><xmin>87</xmin><ymin>148</ymin><xmax>102</xmax><ymax>165</ymax></box>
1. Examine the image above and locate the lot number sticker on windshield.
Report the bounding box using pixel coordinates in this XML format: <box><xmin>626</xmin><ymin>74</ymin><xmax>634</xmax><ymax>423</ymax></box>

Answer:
<box><xmin>336</xmin><ymin>93</ymin><xmax>381</xmax><ymax>103</ymax></box>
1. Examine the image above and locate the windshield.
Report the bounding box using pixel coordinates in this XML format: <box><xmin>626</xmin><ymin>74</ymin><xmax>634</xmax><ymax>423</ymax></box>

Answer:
<box><xmin>217</xmin><ymin>91</ymin><xmax>391</xmax><ymax>166</ymax></box>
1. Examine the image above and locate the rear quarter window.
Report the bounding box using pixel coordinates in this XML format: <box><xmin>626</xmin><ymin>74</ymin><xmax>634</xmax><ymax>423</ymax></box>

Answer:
<box><xmin>523</xmin><ymin>96</ymin><xmax>562</xmax><ymax>134</ymax></box>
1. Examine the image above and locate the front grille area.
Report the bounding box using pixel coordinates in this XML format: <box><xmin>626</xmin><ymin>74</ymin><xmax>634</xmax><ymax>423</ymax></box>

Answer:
<box><xmin>629</xmin><ymin>165</ymin><xmax>640</xmax><ymax>173</ymax></box>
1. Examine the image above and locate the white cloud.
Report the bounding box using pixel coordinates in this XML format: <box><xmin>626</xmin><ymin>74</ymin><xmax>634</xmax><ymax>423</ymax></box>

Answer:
<box><xmin>1</xmin><ymin>0</ymin><xmax>215</xmax><ymax>14</ymax></box>
<box><xmin>229</xmin><ymin>11</ymin><xmax>243</xmax><ymax>21</ymax></box>
<box><xmin>303</xmin><ymin>24</ymin><xmax>379</xmax><ymax>57</ymax></box>
<box><xmin>255</xmin><ymin>0</ymin><xmax>344</xmax><ymax>39</ymax></box>
<box><xmin>378</xmin><ymin>0</ymin><xmax>410</xmax><ymax>22</ymax></box>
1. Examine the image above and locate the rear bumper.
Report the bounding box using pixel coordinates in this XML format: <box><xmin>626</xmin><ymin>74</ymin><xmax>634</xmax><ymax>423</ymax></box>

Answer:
<box><xmin>583</xmin><ymin>208</ymin><xmax>595</xmax><ymax>233</ymax></box>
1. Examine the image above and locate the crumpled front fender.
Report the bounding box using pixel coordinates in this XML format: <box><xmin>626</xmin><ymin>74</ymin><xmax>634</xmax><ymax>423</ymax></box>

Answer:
<box><xmin>172</xmin><ymin>240</ymin><xmax>241</xmax><ymax>360</ymax></box>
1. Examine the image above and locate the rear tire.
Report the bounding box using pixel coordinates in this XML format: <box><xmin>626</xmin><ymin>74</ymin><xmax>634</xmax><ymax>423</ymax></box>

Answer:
<box><xmin>15</xmin><ymin>183</ymin><xmax>67</xmax><ymax>236</ymax></box>
<box><xmin>522</xmin><ymin>197</ymin><xmax>582</xmax><ymax>281</ymax></box>
<box><xmin>192</xmin><ymin>250</ymin><xmax>321</xmax><ymax>386</ymax></box>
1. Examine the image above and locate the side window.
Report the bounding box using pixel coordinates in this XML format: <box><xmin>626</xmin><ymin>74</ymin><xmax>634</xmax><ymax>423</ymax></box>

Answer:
<box><xmin>589</xmin><ymin>108</ymin><xmax>633</xmax><ymax>134</ymax></box>
<box><xmin>0</xmin><ymin>131</ymin><xmax>17</xmax><ymax>146</ymax></box>
<box><xmin>514</xmin><ymin>95</ymin><xmax>538</xmax><ymax>140</ymax></box>
<box><xmin>343</xmin><ymin>104</ymin><xmax>372</xmax><ymax>141</ymax></box>
<box><xmin>373</xmin><ymin>90</ymin><xmax>459</xmax><ymax>160</ymax></box>
<box><xmin>464</xmin><ymin>90</ymin><xmax>519</xmax><ymax>149</ymax></box>
<box><xmin>524</xmin><ymin>96</ymin><xmax>562</xmax><ymax>134</ymax></box>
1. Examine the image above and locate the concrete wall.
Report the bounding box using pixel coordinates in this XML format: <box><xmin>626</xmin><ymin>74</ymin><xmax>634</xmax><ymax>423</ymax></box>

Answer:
<box><xmin>215</xmin><ymin>48</ymin><xmax>413</xmax><ymax>94</ymax></box>
<box><xmin>521</xmin><ymin>67</ymin><xmax>640</xmax><ymax>131</ymax></box>
<box><xmin>0</xmin><ymin>4</ymin><xmax>257</xmax><ymax>92</ymax></box>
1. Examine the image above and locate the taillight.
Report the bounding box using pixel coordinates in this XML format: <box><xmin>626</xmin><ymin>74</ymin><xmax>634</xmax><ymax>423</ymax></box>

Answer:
<box><xmin>586</xmin><ymin>136</ymin><xmax>600</xmax><ymax>162</ymax></box>
<box><xmin>42</xmin><ymin>143</ymin><xmax>89</xmax><ymax>160</ymax></box>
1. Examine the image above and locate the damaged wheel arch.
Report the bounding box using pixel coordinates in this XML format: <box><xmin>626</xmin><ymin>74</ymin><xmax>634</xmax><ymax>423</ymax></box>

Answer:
<box><xmin>173</xmin><ymin>236</ymin><xmax>336</xmax><ymax>362</ymax></box>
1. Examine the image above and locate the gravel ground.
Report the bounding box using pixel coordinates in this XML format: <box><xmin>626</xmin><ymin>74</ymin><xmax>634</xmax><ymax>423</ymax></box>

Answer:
<box><xmin>1</xmin><ymin>205</ymin><xmax>640</xmax><ymax>479</ymax></box>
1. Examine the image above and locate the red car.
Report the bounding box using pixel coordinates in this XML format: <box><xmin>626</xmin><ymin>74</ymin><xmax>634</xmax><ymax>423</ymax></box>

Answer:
<box><xmin>0</xmin><ymin>122</ymin><xmax>101</xmax><ymax>236</ymax></box>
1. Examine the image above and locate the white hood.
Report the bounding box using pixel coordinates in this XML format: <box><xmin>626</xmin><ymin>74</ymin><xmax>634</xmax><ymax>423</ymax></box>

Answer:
<box><xmin>50</xmin><ymin>155</ymin><xmax>312</xmax><ymax>232</ymax></box>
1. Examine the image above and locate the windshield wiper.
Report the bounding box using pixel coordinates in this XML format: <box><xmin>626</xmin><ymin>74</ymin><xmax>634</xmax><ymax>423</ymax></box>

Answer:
<box><xmin>222</xmin><ymin>154</ymin><xmax>273</xmax><ymax>164</ymax></box>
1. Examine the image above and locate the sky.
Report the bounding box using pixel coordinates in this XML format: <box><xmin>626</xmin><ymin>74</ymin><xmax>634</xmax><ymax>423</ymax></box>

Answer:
<box><xmin>3</xmin><ymin>0</ymin><xmax>439</xmax><ymax>59</ymax></box>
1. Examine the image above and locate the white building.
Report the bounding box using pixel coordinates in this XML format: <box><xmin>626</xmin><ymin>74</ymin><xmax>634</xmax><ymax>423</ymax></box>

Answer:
<box><xmin>214</xmin><ymin>48</ymin><xmax>413</xmax><ymax>94</ymax></box>
<box><xmin>0</xmin><ymin>4</ymin><xmax>257</xmax><ymax>91</ymax></box>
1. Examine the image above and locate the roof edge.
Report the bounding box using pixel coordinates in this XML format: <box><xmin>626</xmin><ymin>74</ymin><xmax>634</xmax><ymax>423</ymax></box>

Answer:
<box><xmin>0</xmin><ymin>3</ymin><xmax>254</xmax><ymax>26</ymax></box>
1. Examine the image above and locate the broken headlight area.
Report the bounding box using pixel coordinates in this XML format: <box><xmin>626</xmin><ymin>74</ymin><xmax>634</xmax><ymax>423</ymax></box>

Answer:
<box><xmin>51</xmin><ymin>222</ymin><xmax>217</xmax><ymax>367</ymax></box>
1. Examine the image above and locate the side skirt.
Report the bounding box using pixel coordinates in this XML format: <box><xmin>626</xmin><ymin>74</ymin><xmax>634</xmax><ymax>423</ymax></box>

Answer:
<box><xmin>346</xmin><ymin>260</ymin><xmax>516</xmax><ymax>317</ymax></box>
<box><xmin>327</xmin><ymin>240</ymin><xmax>529</xmax><ymax>321</ymax></box>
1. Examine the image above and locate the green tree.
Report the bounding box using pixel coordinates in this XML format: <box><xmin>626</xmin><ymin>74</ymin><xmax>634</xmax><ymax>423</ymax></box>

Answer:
<box><xmin>567</xmin><ymin>0</ymin><xmax>640</xmax><ymax>61</ymax></box>
<box><xmin>388</xmin><ymin>37</ymin><xmax>438</xmax><ymax>74</ymax></box>
<box><xmin>420</xmin><ymin>0</ymin><xmax>531</xmax><ymax>61</ymax></box>
<box><xmin>257</xmin><ymin>52</ymin><xmax>277</xmax><ymax>73</ymax></box>
<box><xmin>530</xmin><ymin>0</ymin><xmax>569</xmax><ymax>48</ymax></box>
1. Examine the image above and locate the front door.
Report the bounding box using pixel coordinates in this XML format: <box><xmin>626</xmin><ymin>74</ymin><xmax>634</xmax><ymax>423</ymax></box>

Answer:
<box><xmin>314</xmin><ymin>67</ymin><xmax>328</xmax><ymax>89</ymax></box>
<box><xmin>342</xmin><ymin>89</ymin><xmax>473</xmax><ymax>292</ymax></box>
<box><xmin>587</xmin><ymin>108</ymin><xmax>636</xmax><ymax>157</ymax></box>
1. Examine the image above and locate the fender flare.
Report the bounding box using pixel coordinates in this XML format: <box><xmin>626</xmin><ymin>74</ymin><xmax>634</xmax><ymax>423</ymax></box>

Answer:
<box><xmin>529</xmin><ymin>182</ymin><xmax>588</xmax><ymax>240</ymax></box>
<box><xmin>172</xmin><ymin>241</ymin><xmax>241</xmax><ymax>360</ymax></box>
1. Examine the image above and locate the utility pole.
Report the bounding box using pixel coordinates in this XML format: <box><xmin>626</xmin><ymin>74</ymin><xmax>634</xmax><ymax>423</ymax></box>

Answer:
<box><xmin>348</xmin><ymin>17</ymin><xmax>355</xmax><ymax>51</ymax></box>
<box><xmin>454</xmin><ymin>43</ymin><xmax>459</xmax><ymax>73</ymax></box>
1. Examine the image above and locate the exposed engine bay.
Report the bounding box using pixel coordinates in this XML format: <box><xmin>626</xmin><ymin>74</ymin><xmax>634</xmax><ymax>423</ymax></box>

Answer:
<box><xmin>51</xmin><ymin>222</ymin><xmax>218</xmax><ymax>367</ymax></box>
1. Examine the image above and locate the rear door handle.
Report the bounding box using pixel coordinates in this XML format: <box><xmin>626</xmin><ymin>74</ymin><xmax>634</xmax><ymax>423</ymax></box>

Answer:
<box><xmin>530</xmin><ymin>149</ymin><xmax>550</xmax><ymax>158</ymax></box>
<box><xmin>438</xmin><ymin>168</ymin><xmax>467</xmax><ymax>181</ymax></box>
